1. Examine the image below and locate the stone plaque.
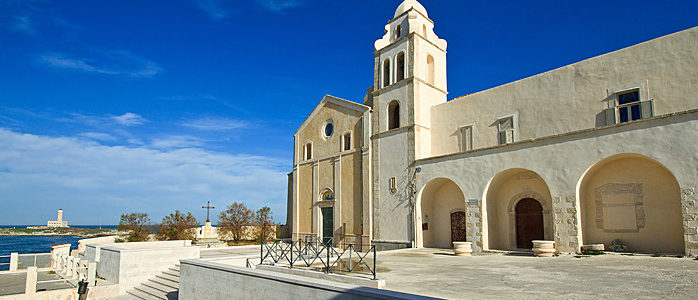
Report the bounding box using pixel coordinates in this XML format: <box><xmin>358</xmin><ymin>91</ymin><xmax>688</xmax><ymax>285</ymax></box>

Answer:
<box><xmin>468</xmin><ymin>199</ymin><xmax>479</xmax><ymax>206</ymax></box>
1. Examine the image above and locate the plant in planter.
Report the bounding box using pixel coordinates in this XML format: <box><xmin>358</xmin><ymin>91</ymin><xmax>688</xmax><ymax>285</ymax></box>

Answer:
<box><xmin>609</xmin><ymin>239</ymin><xmax>628</xmax><ymax>252</ymax></box>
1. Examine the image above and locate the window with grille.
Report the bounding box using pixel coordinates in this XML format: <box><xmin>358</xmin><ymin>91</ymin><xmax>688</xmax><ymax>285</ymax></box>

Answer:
<box><xmin>497</xmin><ymin>117</ymin><xmax>515</xmax><ymax>145</ymax></box>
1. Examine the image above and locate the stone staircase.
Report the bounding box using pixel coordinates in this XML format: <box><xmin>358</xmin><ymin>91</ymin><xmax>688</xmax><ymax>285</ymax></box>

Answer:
<box><xmin>122</xmin><ymin>264</ymin><xmax>181</xmax><ymax>300</ymax></box>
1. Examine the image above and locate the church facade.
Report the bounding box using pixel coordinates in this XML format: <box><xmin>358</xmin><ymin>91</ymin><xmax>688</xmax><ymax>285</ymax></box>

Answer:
<box><xmin>288</xmin><ymin>0</ymin><xmax>698</xmax><ymax>255</ymax></box>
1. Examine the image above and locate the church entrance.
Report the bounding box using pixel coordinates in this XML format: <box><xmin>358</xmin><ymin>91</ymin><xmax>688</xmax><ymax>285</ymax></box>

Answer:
<box><xmin>321</xmin><ymin>207</ymin><xmax>334</xmax><ymax>245</ymax></box>
<box><xmin>515</xmin><ymin>198</ymin><xmax>544</xmax><ymax>249</ymax></box>
<box><xmin>450</xmin><ymin>211</ymin><xmax>467</xmax><ymax>243</ymax></box>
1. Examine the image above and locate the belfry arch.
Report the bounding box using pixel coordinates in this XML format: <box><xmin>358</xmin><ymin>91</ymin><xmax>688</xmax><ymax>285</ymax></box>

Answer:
<box><xmin>416</xmin><ymin>178</ymin><xmax>466</xmax><ymax>248</ymax></box>
<box><xmin>577</xmin><ymin>154</ymin><xmax>684</xmax><ymax>254</ymax></box>
<box><xmin>483</xmin><ymin>168</ymin><xmax>553</xmax><ymax>250</ymax></box>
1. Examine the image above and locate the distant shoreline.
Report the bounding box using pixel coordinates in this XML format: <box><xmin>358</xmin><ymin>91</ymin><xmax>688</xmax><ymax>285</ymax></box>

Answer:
<box><xmin>0</xmin><ymin>227</ymin><xmax>121</xmax><ymax>238</ymax></box>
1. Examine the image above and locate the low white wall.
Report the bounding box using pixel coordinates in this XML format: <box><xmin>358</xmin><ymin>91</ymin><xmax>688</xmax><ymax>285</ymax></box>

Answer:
<box><xmin>0</xmin><ymin>283</ymin><xmax>119</xmax><ymax>300</ymax></box>
<box><xmin>77</xmin><ymin>236</ymin><xmax>118</xmax><ymax>255</ymax></box>
<box><xmin>179</xmin><ymin>259</ymin><xmax>432</xmax><ymax>300</ymax></box>
<box><xmin>86</xmin><ymin>240</ymin><xmax>199</xmax><ymax>294</ymax></box>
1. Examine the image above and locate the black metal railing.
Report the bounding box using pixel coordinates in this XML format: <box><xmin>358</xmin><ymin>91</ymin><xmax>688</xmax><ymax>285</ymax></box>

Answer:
<box><xmin>260</xmin><ymin>238</ymin><xmax>377</xmax><ymax>280</ymax></box>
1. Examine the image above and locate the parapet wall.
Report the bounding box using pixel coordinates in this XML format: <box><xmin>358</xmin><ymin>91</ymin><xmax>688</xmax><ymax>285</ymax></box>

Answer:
<box><xmin>179</xmin><ymin>259</ymin><xmax>434</xmax><ymax>300</ymax></box>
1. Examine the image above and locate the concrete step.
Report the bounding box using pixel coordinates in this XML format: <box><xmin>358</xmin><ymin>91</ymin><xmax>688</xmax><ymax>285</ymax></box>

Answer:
<box><xmin>169</xmin><ymin>266</ymin><xmax>180</xmax><ymax>272</ymax></box>
<box><xmin>162</xmin><ymin>269</ymin><xmax>180</xmax><ymax>277</ymax></box>
<box><xmin>150</xmin><ymin>277</ymin><xmax>179</xmax><ymax>289</ymax></box>
<box><xmin>134</xmin><ymin>284</ymin><xmax>168</xmax><ymax>300</ymax></box>
<box><xmin>127</xmin><ymin>288</ymin><xmax>161</xmax><ymax>300</ymax></box>
<box><xmin>143</xmin><ymin>280</ymin><xmax>178</xmax><ymax>294</ymax></box>
<box><xmin>156</xmin><ymin>272</ymin><xmax>180</xmax><ymax>283</ymax></box>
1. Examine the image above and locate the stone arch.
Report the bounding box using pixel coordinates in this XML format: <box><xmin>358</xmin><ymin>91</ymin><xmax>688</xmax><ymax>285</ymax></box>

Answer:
<box><xmin>416</xmin><ymin>177</ymin><xmax>466</xmax><ymax>248</ymax></box>
<box><xmin>387</xmin><ymin>100</ymin><xmax>400</xmax><ymax>130</ymax></box>
<box><xmin>396</xmin><ymin>51</ymin><xmax>406</xmax><ymax>81</ymax></box>
<box><xmin>577</xmin><ymin>153</ymin><xmax>684</xmax><ymax>254</ymax></box>
<box><xmin>483</xmin><ymin>168</ymin><xmax>553</xmax><ymax>250</ymax></box>
<box><xmin>382</xmin><ymin>58</ymin><xmax>391</xmax><ymax>87</ymax></box>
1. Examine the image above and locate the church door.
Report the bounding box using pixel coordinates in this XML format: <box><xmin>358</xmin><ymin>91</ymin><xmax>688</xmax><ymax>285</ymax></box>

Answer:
<box><xmin>515</xmin><ymin>198</ymin><xmax>544</xmax><ymax>249</ymax></box>
<box><xmin>321</xmin><ymin>207</ymin><xmax>334</xmax><ymax>245</ymax></box>
<box><xmin>450</xmin><ymin>211</ymin><xmax>467</xmax><ymax>243</ymax></box>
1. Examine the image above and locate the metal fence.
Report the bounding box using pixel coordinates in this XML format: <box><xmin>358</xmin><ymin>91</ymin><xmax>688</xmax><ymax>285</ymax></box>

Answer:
<box><xmin>18</xmin><ymin>253</ymin><xmax>51</xmax><ymax>270</ymax></box>
<box><xmin>260</xmin><ymin>238</ymin><xmax>377</xmax><ymax>280</ymax></box>
<box><xmin>0</xmin><ymin>255</ymin><xmax>10</xmax><ymax>270</ymax></box>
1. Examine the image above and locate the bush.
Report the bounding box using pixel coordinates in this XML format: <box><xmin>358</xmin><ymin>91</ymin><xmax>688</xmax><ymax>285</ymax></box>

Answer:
<box><xmin>255</xmin><ymin>207</ymin><xmax>274</xmax><ymax>242</ymax></box>
<box><xmin>118</xmin><ymin>212</ymin><xmax>151</xmax><ymax>242</ymax></box>
<box><xmin>157</xmin><ymin>210</ymin><xmax>199</xmax><ymax>241</ymax></box>
<box><xmin>218</xmin><ymin>202</ymin><xmax>253</xmax><ymax>242</ymax></box>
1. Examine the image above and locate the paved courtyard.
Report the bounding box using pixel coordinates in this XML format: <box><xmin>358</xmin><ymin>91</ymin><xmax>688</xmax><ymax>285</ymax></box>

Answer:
<box><xmin>377</xmin><ymin>248</ymin><xmax>698</xmax><ymax>299</ymax></box>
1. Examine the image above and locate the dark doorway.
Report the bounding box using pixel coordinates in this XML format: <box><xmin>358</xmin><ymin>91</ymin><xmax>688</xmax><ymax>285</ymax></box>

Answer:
<box><xmin>321</xmin><ymin>207</ymin><xmax>334</xmax><ymax>245</ymax></box>
<box><xmin>515</xmin><ymin>198</ymin><xmax>544</xmax><ymax>249</ymax></box>
<box><xmin>450</xmin><ymin>211</ymin><xmax>467</xmax><ymax>243</ymax></box>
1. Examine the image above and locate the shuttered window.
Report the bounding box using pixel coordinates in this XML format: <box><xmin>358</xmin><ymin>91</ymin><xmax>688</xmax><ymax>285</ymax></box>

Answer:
<box><xmin>460</xmin><ymin>125</ymin><xmax>473</xmax><ymax>151</ymax></box>
<box><xmin>497</xmin><ymin>117</ymin><xmax>515</xmax><ymax>145</ymax></box>
<box><xmin>603</xmin><ymin>89</ymin><xmax>654</xmax><ymax>126</ymax></box>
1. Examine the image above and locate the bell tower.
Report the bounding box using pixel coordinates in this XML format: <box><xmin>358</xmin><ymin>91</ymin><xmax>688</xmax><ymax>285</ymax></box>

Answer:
<box><xmin>368</xmin><ymin>0</ymin><xmax>448</xmax><ymax>247</ymax></box>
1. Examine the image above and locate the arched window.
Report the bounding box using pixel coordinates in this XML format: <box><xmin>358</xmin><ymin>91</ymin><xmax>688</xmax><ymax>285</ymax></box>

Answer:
<box><xmin>305</xmin><ymin>143</ymin><xmax>312</xmax><ymax>160</ymax></box>
<box><xmin>321</xmin><ymin>189</ymin><xmax>334</xmax><ymax>201</ymax></box>
<box><xmin>427</xmin><ymin>55</ymin><xmax>435</xmax><ymax>85</ymax></box>
<box><xmin>383</xmin><ymin>59</ymin><xmax>391</xmax><ymax>87</ymax></box>
<box><xmin>396</xmin><ymin>25</ymin><xmax>401</xmax><ymax>38</ymax></box>
<box><xmin>422</xmin><ymin>24</ymin><xmax>427</xmax><ymax>38</ymax></box>
<box><xmin>388</xmin><ymin>100</ymin><xmax>400</xmax><ymax>130</ymax></box>
<box><xmin>396</xmin><ymin>52</ymin><xmax>405</xmax><ymax>81</ymax></box>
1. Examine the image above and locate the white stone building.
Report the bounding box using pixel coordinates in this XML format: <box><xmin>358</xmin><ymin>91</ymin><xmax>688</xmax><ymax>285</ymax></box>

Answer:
<box><xmin>288</xmin><ymin>0</ymin><xmax>698</xmax><ymax>256</ymax></box>
<box><xmin>47</xmin><ymin>208</ymin><xmax>69</xmax><ymax>228</ymax></box>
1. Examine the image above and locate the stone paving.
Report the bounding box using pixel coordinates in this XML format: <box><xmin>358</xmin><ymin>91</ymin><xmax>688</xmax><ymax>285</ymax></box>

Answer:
<box><xmin>0</xmin><ymin>270</ymin><xmax>73</xmax><ymax>296</ymax></box>
<box><xmin>377</xmin><ymin>248</ymin><xmax>698</xmax><ymax>299</ymax></box>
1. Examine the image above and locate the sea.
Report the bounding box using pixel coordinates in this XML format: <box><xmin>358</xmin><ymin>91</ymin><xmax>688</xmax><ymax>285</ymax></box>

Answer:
<box><xmin>0</xmin><ymin>225</ymin><xmax>117</xmax><ymax>271</ymax></box>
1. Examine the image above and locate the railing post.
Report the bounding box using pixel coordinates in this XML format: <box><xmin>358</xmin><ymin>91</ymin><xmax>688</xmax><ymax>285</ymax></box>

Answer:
<box><xmin>25</xmin><ymin>266</ymin><xmax>37</xmax><ymax>295</ymax></box>
<box><xmin>260</xmin><ymin>240</ymin><xmax>263</xmax><ymax>265</ymax></box>
<box><xmin>373</xmin><ymin>246</ymin><xmax>376</xmax><ymax>280</ymax></box>
<box><xmin>88</xmin><ymin>262</ymin><xmax>96</xmax><ymax>286</ymax></box>
<box><xmin>290</xmin><ymin>241</ymin><xmax>294</xmax><ymax>269</ymax></box>
<box><xmin>9</xmin><ymin>253</ymin><xmax>18</xmax><ymax>271</ymax></box>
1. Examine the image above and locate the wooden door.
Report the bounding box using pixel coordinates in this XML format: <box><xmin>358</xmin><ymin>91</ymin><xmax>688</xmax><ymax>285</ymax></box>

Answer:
<box><xmin>321</xmin><ymin>207</ymin><xmax>334</xmax><ymax>245</ymax></box>
<box><xmin>450</xmin><ymin>211</ymin><xmax>467</xmax><ymax>243</ymax></box>
<box><xmin>515</xmin><ymin>198</ymin><xmax>544</xmax><ymax>249</ymax></box>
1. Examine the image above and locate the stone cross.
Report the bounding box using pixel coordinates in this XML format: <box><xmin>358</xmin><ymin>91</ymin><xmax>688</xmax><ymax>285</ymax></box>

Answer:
<box><xmin>202</xmin><ymin>201</ymin><xmax>215</xmax><ymax>222</ymax></box>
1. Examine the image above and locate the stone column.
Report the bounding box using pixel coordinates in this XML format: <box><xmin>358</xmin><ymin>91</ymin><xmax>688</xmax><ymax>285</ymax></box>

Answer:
<box><xmin>466</xmin><ymin>200</ymin><xmax>483</xmax><ymax>253</ymax></box>
<box><xmin>682</xmin><ymin>187</ymin><xmax>698</xmax><ymax>256</ymax></box>
<box><xmin>25</xmin><ymin>266</ymin><xmax>37</xmax><ymax>295</ymax></box>
<box><xmin>552</xmin><ymin>195</ymin><xmax>580</xmax><ymax>253</ymax></box>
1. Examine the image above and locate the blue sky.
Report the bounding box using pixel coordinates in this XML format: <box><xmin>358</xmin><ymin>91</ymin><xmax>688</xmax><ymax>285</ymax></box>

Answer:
<box><xmin>1</xmin><ymin>0</ymin><xmax>696</xmax><ymax>225</ymax></box>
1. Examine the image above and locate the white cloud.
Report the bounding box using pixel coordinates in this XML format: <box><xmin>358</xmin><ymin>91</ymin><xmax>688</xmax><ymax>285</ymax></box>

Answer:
<box><xmin>0</xmin><ymin>128</ymin><xmax>288</xmax><ymax>225</ymax></box>
<box><xmin>112</xmin><ymin>113</ymin><xmax>146</xmax><ymax>126</ymax></box>
<box><xmin>190</xmin><ymin>0</ymin><xmax>304</xmax><ymax>19</ymax></box>
<box><xmin>256</xmin><ymin>0</ymin><xmax>304</xmax><ymax>12</ymax></box>
<box><xmin>10</xmin><ymin>15</ymin><xmax>36</xmax><ymax>34</ymax></box>
<box><xmin>181</xmin><ymin>117</ymin><xmax>249</xmax><ymax>131</ymax></box>
<box><xmin>150</xmin><ymin>135</ymin><xmax>206</xmax><ymax>149</ymax></box>
<box><xmin>190</xmin><ymin>0</ymin><xmax>229</xmax><ymax>20</ymax></box>
<box><xmin>78</xmin><ymin>132</ymin><xmax>117</xmax><ymax>141</ymax></box>
<box><xmin>39</xmin><ymin>50</ymin><xmax>162</xmax><ymax>78</ymax></box>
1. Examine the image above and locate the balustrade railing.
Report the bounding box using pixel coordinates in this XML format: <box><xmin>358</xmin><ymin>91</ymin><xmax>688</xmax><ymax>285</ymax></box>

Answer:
<box><xmin>259</xmin><ymin>237</ymin><xmax>376</xmax><ymax>280</ymax></box>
